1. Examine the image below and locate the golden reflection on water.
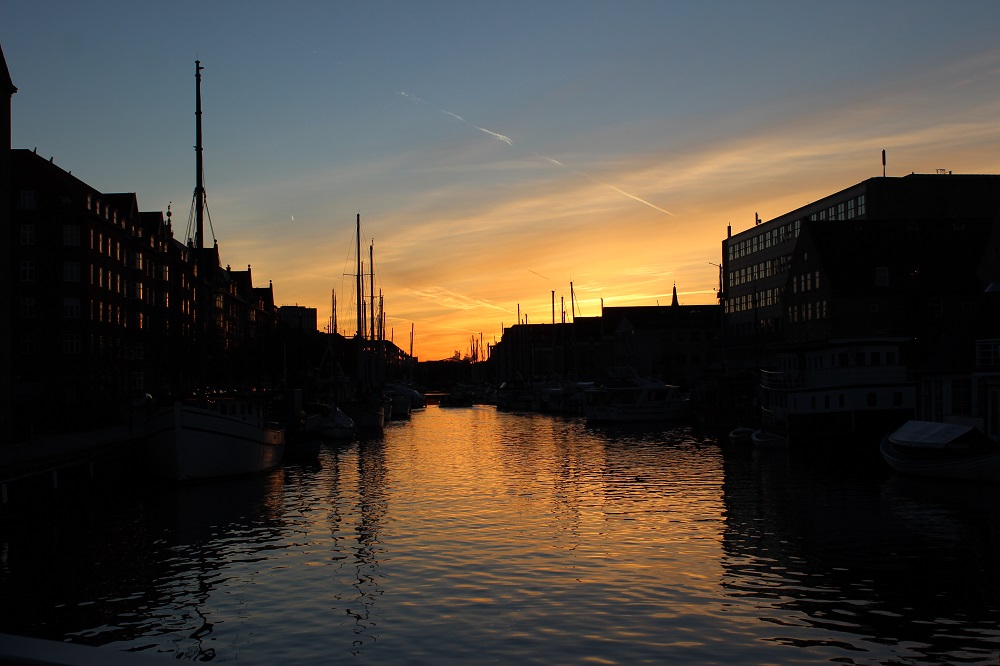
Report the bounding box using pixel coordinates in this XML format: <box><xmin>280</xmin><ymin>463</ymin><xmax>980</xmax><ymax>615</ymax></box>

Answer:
<box><xmin>3</xmin><ymin>405</ymin><xmax>1000</xmax><ymax>664</ymax></box>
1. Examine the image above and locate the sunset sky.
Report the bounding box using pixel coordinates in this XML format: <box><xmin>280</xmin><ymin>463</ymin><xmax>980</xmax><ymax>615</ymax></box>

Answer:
<box><xmin>6</xmin><ymin>2</ymin><xmax>1000</xmax><ymax>360</ymax></box>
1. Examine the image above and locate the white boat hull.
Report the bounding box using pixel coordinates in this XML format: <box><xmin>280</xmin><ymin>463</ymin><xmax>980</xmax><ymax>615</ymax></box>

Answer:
<box><xmin>146</xmin><ymin>402</ymin><xmax>284</xmax><ymax>481</ymax></box>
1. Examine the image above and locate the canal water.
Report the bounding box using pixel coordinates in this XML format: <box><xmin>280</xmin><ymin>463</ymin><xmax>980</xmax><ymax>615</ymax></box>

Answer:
<box><xmin>2</xmin><ymin>405</ymin><xmax>999</xmax><ymax>664</ymax></box>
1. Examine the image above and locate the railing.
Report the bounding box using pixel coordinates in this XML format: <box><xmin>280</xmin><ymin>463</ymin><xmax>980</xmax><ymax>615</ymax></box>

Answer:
<box><xmin>760</xmin><ymin>370</ymin><xmax>800</xmax><ymax>390</ymax></box>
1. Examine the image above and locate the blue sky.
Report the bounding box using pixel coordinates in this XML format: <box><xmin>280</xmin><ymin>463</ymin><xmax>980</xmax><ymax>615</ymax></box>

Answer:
<box><xmin>6</xmin><ymin>2</ymin><xmax>1000</xmax><ymax>359</ymax></box>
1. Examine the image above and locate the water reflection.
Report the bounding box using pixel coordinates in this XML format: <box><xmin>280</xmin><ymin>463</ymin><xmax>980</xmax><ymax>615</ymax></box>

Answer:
<box><xmin>720</xmin><ymin>446</ymin><xmax>1000</xmax><ymax>664</ymax></box>
<box><xmin>1</xmin><ymin>407</ymin><xmax>999</xmax><ymax>664</ymax></box>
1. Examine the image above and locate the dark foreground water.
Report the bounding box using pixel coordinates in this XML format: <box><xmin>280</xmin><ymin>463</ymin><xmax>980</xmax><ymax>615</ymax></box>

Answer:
<box><xmin>2</xmin><ymin>405</ymin><xmax>999</xmax><ymax>664</ymax></box>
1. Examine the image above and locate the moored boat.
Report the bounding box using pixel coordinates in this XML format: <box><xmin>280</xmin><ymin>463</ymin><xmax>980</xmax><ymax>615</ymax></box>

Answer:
<box><xmin>880</xmin><ymin>420</ymin><xmax>1000</xmax><ymax>483</ymax></box>
<box><xmin>145</xmin><ymin>394</ymin><xmax>284</xmax><ymax>481</ymax></box>
<box><xmin>751</xmin><ymin>429</ymin><xmax>789</xmax><ymax>447</ymax></box>
<box><xmin>728</xmin><ymin>426</ymin><xmax>755</xmax><ymax>446</ymax></box>
<box><xmin>306</xmin><ymin>402</ymin><xmax>356</xmax><ymax>442</ymax></box>
<box><xmin>584</xmin><ymin>367</ymin><xmax>687</xmax><ymax>424</ymax></box>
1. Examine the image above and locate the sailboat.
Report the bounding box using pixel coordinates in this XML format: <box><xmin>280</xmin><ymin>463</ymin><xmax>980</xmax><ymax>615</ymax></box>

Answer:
<box><xmin>343</xmin><ymin>213</ymin><xmax>386</xmax><ymax>436</ymax></box>
<box><xmin>145</xmin><ymin>61</ymin><xmax>285</xmax><ymax>481</ymax></box>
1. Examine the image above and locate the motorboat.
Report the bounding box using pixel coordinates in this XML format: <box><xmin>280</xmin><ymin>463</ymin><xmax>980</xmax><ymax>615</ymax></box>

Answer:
<box><xmin>584</xmin><ymin>367</ymin><xmax>687</xmax><ymax>424</ymax></box>
<box><xmin>880</xmin><ymin>420</ymin><xmax>1000</xmax><ymax>483</ymax></box>
<box><xmin>751</xmin><ymin>429</ymin><xmax>789</xmax><ymax>447</ymax></box>
<box><xmin>728</xmin><ymin>426</ymin><xmax>755</xmax><ymax>446</ymax></box>
<box><xmin>145</xmin><ymin>393</ymin><xmax>284</xmax><ymax>482</ymax></box>
<box><xmin>305</xmin><ymin>402</ymin><xmax>356</xmax><ymax>442</ymax></box>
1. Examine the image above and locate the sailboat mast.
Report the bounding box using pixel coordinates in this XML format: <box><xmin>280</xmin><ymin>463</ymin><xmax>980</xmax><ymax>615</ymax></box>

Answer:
<box><xmin>369</xmin><ymin>241</ymin><xmax>375</xmax><ymax>342</ymax></box>
<box><xmin>356</xmin><ymin>214</ymin><xmax>363</xmax><ymax>340</ymax></box>
<box><xmin>194</xmin><ymin>61</ymin><xmax>205</xmax><ymax>250</ymax></box>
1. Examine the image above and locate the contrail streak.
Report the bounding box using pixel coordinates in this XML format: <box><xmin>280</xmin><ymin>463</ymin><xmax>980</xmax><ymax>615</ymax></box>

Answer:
<box><xmin>399</xmin><ymin>91</ymin><xmax>511</xmax><ymax>145</ymax></box>
<box><xmin>539</xmin><ymin>156</ymin><xmax>675</xmax><ymax>216</ymax></box>
<box><xmin>398</xmin><ymin>91</ymin><xmax>673</xmax><ymax>216</ymax></box>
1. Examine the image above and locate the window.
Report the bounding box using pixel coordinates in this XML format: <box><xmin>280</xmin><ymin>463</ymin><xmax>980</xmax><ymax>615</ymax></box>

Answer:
<box><xmin>875</xmin><ymin>267</ymin><xmax>889</xmax><ymax>286</ymax></box>
<box><xmin>18</xmin><ymin>190</ymin><xmax>37</xmax><ymax>210</ymax></box>
<box><xmin>63</xmin><ymin>297</ymin><xmax>82</xmax><ymax>319</ymax></box>
<box><xmin>847</xmin><ymin>199</ymin><xmax>856</xmax><ymax>219</ymax></box>
<box><xmin>63</xmin><ymin>261</ymin><xmax>81</xmax><ymax>282</ymax></box>
<box><xmin>20</xmin><ymin>224</ymin><xmax>35</xmax><ymax>245</ymax></box>
<box><xmin>19</xmin><ymin>261</ymin><xmax>35</xmax><ymax>282</ymax></box>
<box><xmin>20</xmin><ymin>297</ymin><xmax>35</xmax><ymax>318</ymax></box>
<box><xmin>814</xmin><ymin>271</ymin><xmax>820</xmax><ymax>289</ymax></box>
<box><xmin>63</xmin><ymin>224</ymin><xmax>81</xmax><ymax>246</ymax></box>
<box><xmin>63</xmin><ymin>333</ymin><xmax>81</xmax><ymax>355</ymax></box>
<box><xmin>857</xmin><ymin>194</ymin><xmax>866</xmax><ymax>216</ymax></box>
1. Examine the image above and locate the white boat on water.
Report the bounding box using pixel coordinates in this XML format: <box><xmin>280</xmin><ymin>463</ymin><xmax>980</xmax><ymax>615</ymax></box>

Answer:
<box><xmin>880</xmin><ymin>420</ymin><xmax>1000</xmax><ymax>483</ymax></box>
<box><xmin>585</xmin><ymin>367</ymin><xmax>687</xmax><ymax>423</ymax></box>
<box><xmin>306</xmin><ymin>402</ymin><xmax>357</xmax><ymax>442</ymax></box>
<box><xmin>145</xmin><ymin>394</ymin><xmax>285</xmax><ymax>482</ymax></box>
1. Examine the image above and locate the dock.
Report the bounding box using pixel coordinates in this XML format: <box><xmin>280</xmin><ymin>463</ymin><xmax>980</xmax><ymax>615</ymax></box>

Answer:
<box><xmin>0</xmin><ymin>424</ymin><xmax>142</xmax><ymax>519</ymax></box>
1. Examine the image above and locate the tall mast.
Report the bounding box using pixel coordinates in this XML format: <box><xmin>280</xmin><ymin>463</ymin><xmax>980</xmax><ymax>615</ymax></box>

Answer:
<box><xmin>356</xmin><ymin>214</ymin><xmax>363</xmax><ymax>339</ymax></box>
<box><xmin>195</xmin><ymin>61</ymin><xmax>205</xmax><ymax>250</ymax></box>
<box><xmin>369</xmin><ymin>241</ymin><xmax>375</xmax><ymax>341</ymax></box>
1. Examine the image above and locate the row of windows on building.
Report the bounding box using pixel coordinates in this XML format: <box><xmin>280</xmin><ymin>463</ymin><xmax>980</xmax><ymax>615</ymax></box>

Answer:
<box><xmin>728</xmin><ymin>220</ymin><xmax>801</xmax><ymax>261</ymax></box>
<box><xmin>787</xmin><ymin>300</ymin><xmax>829</xmax><ymax>323</ymax></box>
<box><xmin>21</xmin><ymin>330</ymin><xmax>148</xmax><ymax>364</ymax></box>
<box><xmin>725</xmin><ymin>288</ymin><xmax>784</xmax><ymax>314</ymax></box>
<box><xmin>726</xmin><ymin>193</ymin><xmax>867</xmax><ymax>263</ymax></box>
<box><xmin>725</xmin><ymin>296</ymin><xmax>831</xmax><ymax>322</ymax></box>
<box><xmin>807</xmin><ymin>194</ymin><xmax>866</xmax><ymax>222</ymax></box>
<box><xmin>727</xmin><ymin>255</ymin><xmax>794</xmax><ymax>288</ymax></box>
<box><xmin>19</xmin><ymin>189</ymin><xmax>129</xmax><ymax>224</ymax></box>
<box><xmin>778</xmin><ymin>348</ymin><xmax>901</xmax><ymax>372</ymax></box>
<box><xmin>20</xmin><ymin>222</ymin><xmax>179</xmax><ymax>280</ymax></box>
<box><xmin>791</xmin><ymin>389</ymin><xmax>907</xmax><ymax>412</ymax></box>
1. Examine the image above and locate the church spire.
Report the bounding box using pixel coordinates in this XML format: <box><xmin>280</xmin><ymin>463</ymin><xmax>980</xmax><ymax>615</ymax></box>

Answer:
<box><xmin>671</xmin><ymin>282</ymin><xmax>679</xmax><ymax>307</ymax></box>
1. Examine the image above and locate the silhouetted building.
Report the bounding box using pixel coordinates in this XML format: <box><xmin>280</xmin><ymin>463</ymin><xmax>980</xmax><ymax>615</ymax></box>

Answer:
<box><xmin>491</xmin><ymin>296</ymin><xmax>720</xmax><ymax>387</ymax></box>
<box><xmin>722</xmin><ymin>174</ymin><xmax>1000</xmax><ymax>369</ymax></box>
<box><xmin>723</xmin><ymin>173</ymin><xmax>1000</xmax><ymax>443</ymax></box>
<box><xmin>279</xmin><ymin>305</ymin><xmax>318</xmax><ymax>331</ymax></box>
<box><xmin>1</xmin><ymin>44</ymin><xmax>16</xmax><ymax>435</ymax></box>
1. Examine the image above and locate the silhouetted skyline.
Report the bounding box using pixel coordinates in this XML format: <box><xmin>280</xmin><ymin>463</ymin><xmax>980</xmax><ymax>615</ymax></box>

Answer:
<box><xmin>5</xmin><ymin>1</ymin><xmax>1000</xmax><ymax>359</ymax></box>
